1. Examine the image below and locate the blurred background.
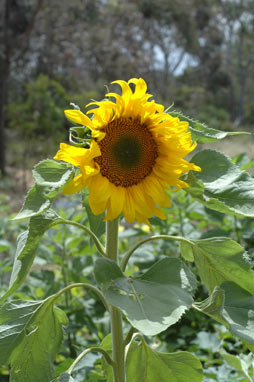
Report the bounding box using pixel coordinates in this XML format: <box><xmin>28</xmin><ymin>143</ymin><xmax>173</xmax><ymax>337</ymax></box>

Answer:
<box><xmin>1</xmin><ymin>3</ymin><xmax>254</xmax><ymax>380</ymax></box>
<box><xmin>0</xmin><ymin>0</ymin><xmax>254</xmax><ymax>200</ymax></box>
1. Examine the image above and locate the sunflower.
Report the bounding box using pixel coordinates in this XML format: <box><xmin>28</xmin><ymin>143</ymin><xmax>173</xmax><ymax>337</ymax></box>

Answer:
<box><xmin>54</xmin><ymin>78</ymin><xmax>200</xmax><ymax>223</ymax></box>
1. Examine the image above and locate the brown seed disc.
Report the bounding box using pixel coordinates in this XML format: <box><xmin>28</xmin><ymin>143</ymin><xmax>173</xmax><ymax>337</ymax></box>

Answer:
<box><xmin>94</xmin><ymin>117</ymin><xmax>158</xmax><ymax>187</ymax></box>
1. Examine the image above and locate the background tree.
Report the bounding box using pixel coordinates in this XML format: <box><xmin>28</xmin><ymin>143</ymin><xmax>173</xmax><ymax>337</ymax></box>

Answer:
<box><xmin>219</xmin><ymin>0</ymin><xmax>254</xmax><ymax>124</ymax></box>
<box><xmin>0</xmin><ymin>0</ymin><xmax>44</xmax><ymax>176</ymax></box>
<box><xmin>1</xmin><ymin>0</ymin><xmax>253</xmax><ymax>176</ymax></box>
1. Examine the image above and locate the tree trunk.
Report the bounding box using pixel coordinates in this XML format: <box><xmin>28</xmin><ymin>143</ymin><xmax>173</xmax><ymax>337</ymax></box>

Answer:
<box><xmin>0</xmin><ymin>0</ymin><xmax>11</xmax><ymax>176</ymax></box>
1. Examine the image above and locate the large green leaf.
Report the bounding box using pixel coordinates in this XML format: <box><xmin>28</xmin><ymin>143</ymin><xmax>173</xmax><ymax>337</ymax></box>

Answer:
<box><xmin>0</xmin><ymin>300</ymin><xmax>41</xmax><ymax>365</ymax></box>
<box><xmin>179</xmin><ymin>242</ymin><xmax>194</xmax><ymax>262</ymax></box>
<box><xmin>192</xmin><ymin>286</ymin><xmax>228</xmax><ymax>327</ymax></box>
<box><xmin>185</xmin><ymin>150</ymin><xmax>254</xmax><ymax>217</ymax></box>
<box><xmin>14</xmin><ymin>185</ymin><xmax>51</xmax><ymax>219</ymax></box>
<box><xmin>221</xmin><ymin>351</ymin><xmax>254</xmax><ymax>382</ymax></box>
<box><xmin>95</xmin><ymin>258</ymin><xmax>196</xmax><ymax>335</ymax></box>
<box><xmin>194</xmin><ymin>282</ymin><xmax>254</xmax><ymax>346</ymax></box>
<box><xmin>126</xmin><ymin>339</ymin><xmax>203</xmax><ymax>382</ymax></box>
<box><xmin>14</xmin><ymin>160</ymin><xmax>74</xmax><ymax>220</ymax></box>
<box><xmin>0</xmin><ymin>297</ymin><xmax>67</xmax><ymax>382</ymax></box>
<box><xmin>170</xmin><ymin>111</ymin><xmax>249</xmax><ymax>143</ymax></box>
<box><xmin>181</xmin><ymin>237</ymin><xmax>254</xmax><ymax>294</ymax></box>
<box><xmin>222</xmin><ymin>282</ymin><xmax>254</xmax><ymax>345</ymax></box>
<box><xmin>0</xmin><ymin>210</ymin><xmax>63</xmax><ymax>303</ymax></box>
<box><xmin>53</xmin><ymin>374</ymin><xmax>75</xmax><ymax>382</ymax></box>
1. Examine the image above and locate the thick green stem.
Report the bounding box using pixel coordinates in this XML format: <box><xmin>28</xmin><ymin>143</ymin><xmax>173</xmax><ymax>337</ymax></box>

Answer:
<box><xmin>106</xmin><ymin>218</ymin><xmax>126</xmax><ymax>382</ymax></box>
<box><xmin>106</xmin><ymin>218</ymin><xmax>119</xmax><ymax>261</ymax></box>
<box><xmin>110</xmin><ymin>305</ymin><xmax>126</xmax><ymax>382</ymax></box>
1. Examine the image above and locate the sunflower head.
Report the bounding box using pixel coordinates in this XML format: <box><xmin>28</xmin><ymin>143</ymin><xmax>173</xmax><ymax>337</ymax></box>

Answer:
<box><xmin>54</xmin><ymin>78</ymin><xmax>200</xmax><ymax>224</ymax></box>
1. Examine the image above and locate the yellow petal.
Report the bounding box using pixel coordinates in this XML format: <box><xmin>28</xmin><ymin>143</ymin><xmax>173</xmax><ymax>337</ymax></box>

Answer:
<box><xmin>105</xmin><ymin>92</ymin><xmax>123</xmax><ymax>104</ymax></box>
<box><xmin>128</xmin><ymin>78</ymin><xmax>147</xmax><ymax>97</ymax></box>
<box><xmin>54</xmin><ymin>140</ymin><xmax>101</xmax><ymax>169</ymax></box>
<box><xmin>83</xmin><ymin>140</ymin><xmax>101</xmax><ymax>162</ymax></box>
<box><xmin>54</xmin><ymin>143</ymin><xmax>87</xmax><ymax>166</ymax></box>
<box><xmin>88</xmin><ymin>174</ymin><xmax>111</xmax><ymax>215</ymax></box>
<box><xmin>105</xmin><ymin>185</ymin><xmax>125</xmax><ymax>220</ymax></box>
<box><xmin>62</xmin><ymin>174</ymin><xmax>84</xmax><ymax>195</ymax></box>
<box><xmin>143</xmin><ymin>176</ymin><xmax>171</xmax><ymax>208</ymax></box>
<box><xmin>129</xmin><ymin>184</ymin><xmax>152</xmax><ymax>217</ymax></box>
<box><xmin>112</xmin><ymin>80</ymin><xmax>132</xmax><ymax>96</ymax></box>
<box><xmin>152</xmin><ymin>206</ymin><xmax>166</xmax><ymax>220</ymax></box>
<box><xmin>86</xmin><ymin>100</ymin><xmax>118</xmax><ymax>111</ymax></box>
<box><xmin>64</xmin><ymin>110</ymin><xmax>94</xmax><ymax>129</ymax></box>
<box><xmin>91</xmin><ymin>129</ymin><xmax>106</xmax><ymax>141</ymax></box>
<box><xmin>123</xmin><ymin>189</ymin><xmax>135</xmax><ymax>223</ymax></box>
<box><xmin>112</xmin><ymin>80</ymin><xmax>132</xmax><ymax>109</ymax></box>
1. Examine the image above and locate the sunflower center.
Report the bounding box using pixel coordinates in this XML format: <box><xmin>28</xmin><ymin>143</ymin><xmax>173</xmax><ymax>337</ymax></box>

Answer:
<box><xmin>112</xmin><ymin>136</ymin><xmax>141</xmax><ymax>169</ymax></box>
<box><xmin>94</xmin><ymin>117</ymin><xmax>158</xmax><ymax>187</ymax></box>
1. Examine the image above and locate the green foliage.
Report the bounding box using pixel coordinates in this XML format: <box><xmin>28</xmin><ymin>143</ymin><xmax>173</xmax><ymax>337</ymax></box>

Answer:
<box><xmin>170</xmin><ymin>112</ymin><xmax>248</xmax><ymax>143</ymax></box>
<box><xmin>95</xmin><ymin>257</ymin><xmax>196</xmax><ymax>335</ymax></box>
<box><xmin>0</xmin><ymin>297</ymin><xmax>67</xmax><ymax>382</ymax></box>
<box><xmin>126</xmin><ymin>340</ymin><xmax>203</xmax><ymax>382</ymax></box>
<box><xmin>181</xmin><ymin>237</ymin><xmax>254</xmax><ymax>294</ymax></box>
<box><xmin>6</xmin><ymin>74</ymin><xmax>70</xmax><ymax>171</ymax></box>
<box><xmin>222</xmin><ymin>352</ymin><xmax>254</xmax><ymax>381</ymax></box>
<box><xmin>185</xmin><ymin>149</ymin><xmax>254</xmax><ymax>217</ymax></box>
<box><xmin>54</xmin><ymin>374</ymin><xmax>75</xmax><ymax>382</ymax></box>
<box><xmin>8</xmin><ymin>74</ymin><xmax>69</xmax><ymax>137</ymax></box>
<box><xmin>1</xmin><ymin>124</ymin><xmax>254</xmax><ymax>380</ymax></box>
<box><xmin>0</xmin><ymin>210</ymin><xmax>63</xmax><ymax>304</ymax></box>
<box><xmin>196</xmin><ymin>105</ymin><xmax>233</xmax><ymax>132</ymax></box>
<box><xmin>14</xmin><ymin>160</ymin><xmax>74</xmax><ymax>220</ymax></box>
<box><xmin>195</xmin><ymin>282</ymin><xmax>254</xmax><ymax>346</ymax></box>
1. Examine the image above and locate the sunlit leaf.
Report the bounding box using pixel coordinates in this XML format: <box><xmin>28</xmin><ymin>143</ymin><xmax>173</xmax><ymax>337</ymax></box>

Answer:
<box><xmin>194</xmin><ymin>282</ymin><xmax>254</xmax><ymax>346</ymax></box>
<box><xmin>193</xmin><ymin>286</ymin><xmax>227</xmax><ymax>327</ymax></box>
<box><xmin>233</xmin><ymin>152</ymin><xmax>254</xmax><ymax>171</ymax></box>
<box><xmin>222</xmin><ymin>282</ymin><xmax>254</xmax><ymax>345</ymax></box>
<box><xmin>221</xmin><ymin>351</ymin><xmax>253</xmax><ymax>382</ymax></box>
<box><xmin>14</xmin><ymin>160</ymin><xmax>74</xmax><ymax>220</ymax></box>
<box><xmin>0</xmin><ymin>300</ymin><xmax>41</xmax><ymax>365</ymax></box>
<box><xmin>185</xmin><ymin>150</ymin><xmax>254</xmax><ymax>217</ymax></box>
<box><xmin>14</xmin><ymin>185</ymin><xmax>51</xmax><ymax>220</ymax></box>
<box><xmin>182</xmin><ymin>237</ymin><xmax>254</xmax><ymax>294</ymax></box>
<box><xmin>170</xmin><ymin>111</ymin><xmax>249</xmax><ymax>143</ymax></box>
<box><xmin>0</xmin><ymin>210</ymin><xmax>63</xmax><ymax>303</ymax></box>
<box><xmin>180</xmin><ymin>242</ymin><xmax>194</xmax><ymax>261</ymax></box>
<box><xmin>126</xmin><ymin>339</ymin><xmax>203</xmax><ymax>381</ymax></box>
<box><xmin>95</xmin><ymin>257</ymin><xmax>196</xmax><ymax>335</ymax></box>
<box><xmin>53</xmin><ymin>374</ymin><xmax>75</xmax><ymax>382</ymax></box>
<box><xmin>0</xmin><ymin>297</ymin><xmax>67</xmax><ymax>382</ymax></box>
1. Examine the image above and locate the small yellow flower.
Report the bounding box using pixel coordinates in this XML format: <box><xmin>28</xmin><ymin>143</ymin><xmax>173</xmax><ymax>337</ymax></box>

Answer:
<box><xmin>54</xmin><ymin>78</ymin><xmax>200</xmax><ymax>223</ymax></box>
